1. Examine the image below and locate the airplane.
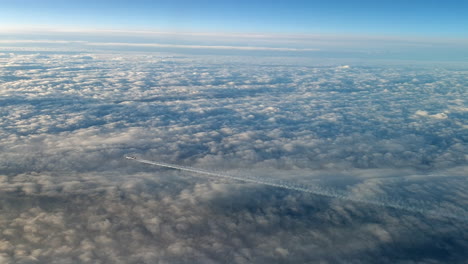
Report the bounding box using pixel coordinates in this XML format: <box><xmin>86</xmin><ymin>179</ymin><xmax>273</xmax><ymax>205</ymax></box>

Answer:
<box><xmin>125</xmin><ymin>156</ymin><xmax>137</xmax><ymax>160</ymax></box>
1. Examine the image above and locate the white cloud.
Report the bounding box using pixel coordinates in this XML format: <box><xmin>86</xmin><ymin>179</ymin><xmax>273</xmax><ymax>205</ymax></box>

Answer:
<box><xmin>414</xmin><ymin>110</ymin><xmax>448</xmax><ymax>119</ymax></box>
<box><xmin>0</xmin><ymin>39</ymin><xmax>319</xmax><ymax>52</ymax></box>
<box><xmin>86</xmin><ymin>42</ymin><xmax>320</xmax><ymax>52</ymax></box>
<box><xmin>0</xmin><ymin>49</ymin><xmax>467</xmax><ymax>263</ymax></box>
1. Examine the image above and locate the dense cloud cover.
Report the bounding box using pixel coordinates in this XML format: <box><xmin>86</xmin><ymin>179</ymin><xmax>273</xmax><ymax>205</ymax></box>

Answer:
<box><xmin>0</xmin><ymin>50</ymin><xmax>467</xmax><ymax>263</ymax></box>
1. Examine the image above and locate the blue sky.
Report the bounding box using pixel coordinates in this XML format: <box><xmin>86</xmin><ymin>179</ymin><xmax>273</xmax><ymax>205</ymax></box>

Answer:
<box><xmin>1</xmin><ymin>0</ymin><xmax>468</xmax><ymax>37</ymax></box>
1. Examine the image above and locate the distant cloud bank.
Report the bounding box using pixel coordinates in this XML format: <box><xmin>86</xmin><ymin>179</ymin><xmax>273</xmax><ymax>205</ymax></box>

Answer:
<box><xmin>1</xmin><ymin>28</ymin><xmax>468</xmax><ymax>61</ymax></box>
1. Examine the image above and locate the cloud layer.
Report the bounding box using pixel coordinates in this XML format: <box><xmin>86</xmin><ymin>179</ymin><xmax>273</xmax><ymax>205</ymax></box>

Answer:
<box><xmin>0</xmin><ymin>50</ymin><xmax>467</xmax><ymax>263</ymax></box>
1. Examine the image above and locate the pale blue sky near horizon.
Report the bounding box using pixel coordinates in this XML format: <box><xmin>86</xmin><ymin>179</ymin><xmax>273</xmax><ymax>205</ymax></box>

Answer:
<box><xmin>1</xmin><ymin>0</ymin><xmax>467</xmax><ymax>37</ymax></box>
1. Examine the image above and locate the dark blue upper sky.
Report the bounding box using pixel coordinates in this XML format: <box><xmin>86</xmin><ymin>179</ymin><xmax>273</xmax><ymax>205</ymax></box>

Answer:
<box><xmin>1</xmin><ymin>0</ymin><xmax>468</xmax><ymax>37</ymax></box>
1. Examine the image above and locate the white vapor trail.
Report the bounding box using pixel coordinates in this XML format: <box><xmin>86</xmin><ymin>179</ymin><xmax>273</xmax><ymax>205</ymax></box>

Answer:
<box><xmin>127</xmin><ymin>157</ymin><xmax>467</xmax><ymax>221</ymax></box>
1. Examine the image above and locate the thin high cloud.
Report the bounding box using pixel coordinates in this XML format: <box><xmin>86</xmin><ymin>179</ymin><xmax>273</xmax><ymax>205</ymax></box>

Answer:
<box><xmin>2</xmin><ymin>27</ymin><xmax>468</xmax><ymax>43</ymax></box>
<box><xmin>1</xmin><ymin>28</ymin><xmax>468</xmax><ymax>61</ymax></box>
<box><xmin>86</xmin><ymin>42</ymin><xmax>320</xmax><ymax>51</ymax></box>
<box><xmin>0</xmin><ymin>40</ymin><xmax>319</xmax><ymax>52</ymax></box>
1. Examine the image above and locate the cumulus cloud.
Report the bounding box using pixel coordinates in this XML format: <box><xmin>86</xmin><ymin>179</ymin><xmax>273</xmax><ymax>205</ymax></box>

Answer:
<box><xmin>0</xmin><ymin>47</ymin><xmax>467</xmax><ymax>263</ymax></box>
<box><xmin>414</xmin><ymin>110</ymin><xmax>449</xmax><ymax>119</ymax></box>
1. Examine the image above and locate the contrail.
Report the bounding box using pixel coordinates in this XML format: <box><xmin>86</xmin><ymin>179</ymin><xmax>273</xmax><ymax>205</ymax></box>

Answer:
<box><xmin>126</xmin><ymin>156</ymin><xmax>467</xmax><ymax>221</ymax></box>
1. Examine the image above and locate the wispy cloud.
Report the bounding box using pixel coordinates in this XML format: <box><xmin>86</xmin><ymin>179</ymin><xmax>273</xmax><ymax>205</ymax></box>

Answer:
<box><xmin>85</xmin><ymin>41</ymin><xmax>320</xmax><ymax>51</ymax></box>
<box><xmin>2</xmin><ymin>27</ymin><xmax>468</xmax><ymax>56</ymax></box>
<box><xmin>0</xmin><ymin>39</ymin><xmax>319</xmax><ymax>52</ymax></box>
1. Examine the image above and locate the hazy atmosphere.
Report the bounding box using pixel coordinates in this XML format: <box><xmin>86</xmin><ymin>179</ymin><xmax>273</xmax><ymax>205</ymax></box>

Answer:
<box><xmin>0</xmin><ymin>1</ymin><xmax>467</xmax><ymax>263</ymax></box>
